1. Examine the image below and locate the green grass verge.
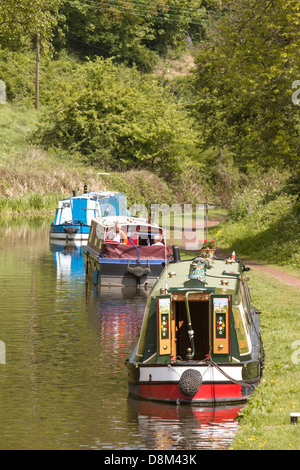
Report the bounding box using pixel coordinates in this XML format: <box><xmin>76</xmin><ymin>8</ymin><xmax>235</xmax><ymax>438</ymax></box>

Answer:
<box><xmin>230</xmin><ymin>269</ymin><xmax>300</xmax><ymax>450</ymax></box>
<box><xmin>210</xmin><ymin>196</ymin><xmax>300</xmax><ymax>269</ymax></box>
<box><xmin>180</xmin><ymin>247</ymin><xmax>300</xmax><ymax>450</ymax></box>
<box><xmin>0</xmin><ymin>104</ymin><xmax>37</xmax><ymax>159</ymax></box>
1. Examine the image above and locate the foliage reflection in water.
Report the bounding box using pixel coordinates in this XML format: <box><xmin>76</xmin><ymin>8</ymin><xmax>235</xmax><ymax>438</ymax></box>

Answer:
<box><xmin>0</xmin><ymin>219</ymin><xmax>241</xmax><ymax>449</ymax></box>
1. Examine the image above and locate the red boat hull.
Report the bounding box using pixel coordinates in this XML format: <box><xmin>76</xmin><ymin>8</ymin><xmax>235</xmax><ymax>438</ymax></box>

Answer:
<box><xmin>127</xmin><ymin>361</ymin><xmax>259</xmax><ymax>405</ymax></box>
<box><xmin>129</xmin><ymin>381</ymin><xmax>252</xmax><ymax>405</ymax></box>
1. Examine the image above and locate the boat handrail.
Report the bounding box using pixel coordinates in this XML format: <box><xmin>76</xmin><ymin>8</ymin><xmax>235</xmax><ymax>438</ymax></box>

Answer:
<box><xmin>102</xmin><ymin>226</ymin><xmax>165</xmax><ymax>242</ymax></box>
<box><xmin>128</xmin><ymin>235</ymin><xmax>140</xmax><ymax>261</ymax></box>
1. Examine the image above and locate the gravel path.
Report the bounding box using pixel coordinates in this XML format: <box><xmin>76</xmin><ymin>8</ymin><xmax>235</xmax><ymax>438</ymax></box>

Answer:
<box><xmin>240</xmin><ymin>260</ymin><xmax>300</xmax><ymax>289</ymax></box>
<box><xmin>173</xmin><ymin>218</ymin><xmax>300</xmax><ymax>289</ymax></box>
<box><xmin>215</xmin><ymin>248</ymin><xmax>300</xmax><ymax>289</ymax></box>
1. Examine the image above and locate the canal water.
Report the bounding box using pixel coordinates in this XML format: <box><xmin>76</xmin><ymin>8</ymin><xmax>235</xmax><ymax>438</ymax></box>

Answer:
<box><xmin>0</xmin><ymin>218</ymin><xmax>241</xmax><ymax>450</ymax></box>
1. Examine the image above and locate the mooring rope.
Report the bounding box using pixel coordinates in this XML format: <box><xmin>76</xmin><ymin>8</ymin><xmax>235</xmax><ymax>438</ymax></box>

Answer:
<box><xmin>203</xmin><ymin>357</ymin><xmax>255</xmax><ymax>389</ymax></box>
<box><xmin>169</xmin><ymin>359</ymin><xmax>255</xmax><ymax>389</ymax></box>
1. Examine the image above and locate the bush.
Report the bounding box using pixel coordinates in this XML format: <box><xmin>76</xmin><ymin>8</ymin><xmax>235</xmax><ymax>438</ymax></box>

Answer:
<box><xmin>0</xmin><ymin>50</ymin><xmax>35</xmax><ymax>104</ymax></box>
<box><xmin>228</xmin><ymin>189</ymin><xmax>264</xmax><ymax>221</ymax></box>
<box><xmin>32</xmin><ymin>57</ymin><xmax>200</xmax><ymax>180</ymax></box>
<box><xmin>0</xmin><ymin>49</ymin><xmax>81</xmax><ymax>106</ymax></box>
<box><xmin>99</xmin><ymin>170</ymin><xmax>174</xmax><ymax>208</ymax></box>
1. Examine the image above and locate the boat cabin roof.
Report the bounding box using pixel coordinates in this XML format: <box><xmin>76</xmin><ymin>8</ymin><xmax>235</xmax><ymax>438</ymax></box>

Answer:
<box><xmin>92</xmin><ymin>215</ymin><xmax>161</xmax><ymax>230</ymax></box>
<box><xmin>153</xmin><ymin>257</ymin><xmax>242</xmax><ymax>296</ymax></box>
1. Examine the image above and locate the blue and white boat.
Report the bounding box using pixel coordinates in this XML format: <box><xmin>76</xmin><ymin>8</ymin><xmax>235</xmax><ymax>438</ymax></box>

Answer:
<box><xmin>50</xmin><ymin>190</ymin><xmax>129</xmax><ymax>243</ymax></box>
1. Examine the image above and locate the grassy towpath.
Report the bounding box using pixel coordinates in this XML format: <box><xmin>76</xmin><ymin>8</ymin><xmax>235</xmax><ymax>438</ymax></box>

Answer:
<box><xmin>180</xmin><ymin>243</ymin><xmax>300</xmax><ymax>449</ymax></box>
<box><xmin>211</xmin><ymin>248</ymin><xmax>300</xmax><ymax>450</ymax></box>
<box><xmin>243</xmin><ymin>261</ymin><xmax>300</xmax><ymax>289</ymax></box>
<box><xmin>189</xmin><ymin>220</ymin><xmax>300</xmax><ymax>450</ymax></box>
<box><xmin>230</xmin><ymin>267</ymin><xmax>300</xmax><ymax>450</ymax></box>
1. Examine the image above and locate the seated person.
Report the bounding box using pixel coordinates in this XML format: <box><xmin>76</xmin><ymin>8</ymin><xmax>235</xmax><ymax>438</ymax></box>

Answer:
<box><xmin>153</xmin><ymin>234</ymin><xmax>164</xmax><ymax>245</ymax></box>
<box><xmin>106</xmin><ymin>222</ymin><xmax>127</xmax><ymax>243</ymax></box>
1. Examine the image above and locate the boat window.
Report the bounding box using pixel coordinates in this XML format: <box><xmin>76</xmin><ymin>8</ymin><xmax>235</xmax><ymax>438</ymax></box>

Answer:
<box><xmin>239</xmin><ymin>282</ymin><xmax>252</xmax><ymax>324</ymax></box>
<box><xmin>242</xmin><ymin>278</ymin><xmax>253</xmax><ymax>313</ymax></box>
<box><xmin>88</xmin><ymin>224</ymin><xmax>95</xmax><ymax>243</ymax></box>
<box><xmin>96</xmin><ymin>224</ymin><xmax>106</xmax><ymax>240</ymax></box>
<box><xmin>232</xmin><ymin>303</ymin><xmax>251</xmax><ymax>356</ymax></box>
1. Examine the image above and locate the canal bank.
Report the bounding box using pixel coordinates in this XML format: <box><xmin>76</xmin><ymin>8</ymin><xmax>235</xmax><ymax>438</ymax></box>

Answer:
<box><xmin>229</xmin><ymin>268</ymin><xmax>300</xmax><ymax>450</ymax></box>
<box><xmin>180</xmin><ymin>245</ymin><xmax>300</xmax><ymax>449</ymax></box>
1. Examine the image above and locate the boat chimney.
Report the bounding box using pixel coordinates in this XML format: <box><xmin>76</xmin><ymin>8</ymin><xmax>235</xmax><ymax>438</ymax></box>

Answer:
<box><xmin>84</xmin><ymin>184</ymin><xmax>87</xmax><ymax>194</ymax></box>
<box><xmin>72</xmin><ymin>190</ymin><xmax>76</xmax><ymax>197</ymax></box>
<box><xmin>172</xmin><ymin>245</ymin><xmax>181</xmax><ymax>263</ymax></box>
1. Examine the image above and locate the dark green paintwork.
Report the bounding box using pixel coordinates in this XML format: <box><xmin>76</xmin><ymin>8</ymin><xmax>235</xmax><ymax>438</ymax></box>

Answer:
<box><xmin>133</xmin><ymin>256</ymin><xmax>260</xmax><ymax>366</ymax></box>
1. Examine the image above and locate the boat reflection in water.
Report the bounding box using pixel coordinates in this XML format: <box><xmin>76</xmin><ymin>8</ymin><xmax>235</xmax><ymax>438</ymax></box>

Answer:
<box><xmin>50</xmin><ymin>240</ymin><xmax>85</xmax><ymax>282</ymax></box>
<box><xmin>127</xmin><ymin>398</ymin><xmax>242</xmax><ymax>450</ymax></box>
<box><xmin>84</xmin><ymin>280</ymin><xmax>147</xmax><ymax>356</ymax></box>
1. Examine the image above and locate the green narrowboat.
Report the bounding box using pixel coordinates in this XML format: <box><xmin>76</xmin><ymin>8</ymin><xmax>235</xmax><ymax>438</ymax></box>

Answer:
<box><xmin>126</xmin><ymin>249</ymin><xmax>264</xmax><ymax>405</ymax></box>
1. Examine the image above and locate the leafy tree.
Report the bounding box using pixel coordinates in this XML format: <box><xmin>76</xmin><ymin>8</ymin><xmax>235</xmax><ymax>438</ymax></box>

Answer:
<box><xmin>191</xmin><ymin>0</ymin><xmax>300</xmax><ymax>171</ymax></box>
<box><xmin>54</xmin><ymin>0</ymin><xmax>222</xmax><ymax>69</ymax></box>
<box><xmin>0</xmin><ymin>48</ymin><xmax>80</xmax><ymax>104</ymax></box>
<box><xmin>32</xmin><ymin>57</ymin><xmax>200</xmax><ymax>179</ymax></box>
<box><xmin>0</xmin><ymin>0</ymin><xmax>60</xmax><ymax>54</ymax></box>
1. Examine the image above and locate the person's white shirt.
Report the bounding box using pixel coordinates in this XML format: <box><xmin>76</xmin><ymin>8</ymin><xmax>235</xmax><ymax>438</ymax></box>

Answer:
<box><xmin>113</xmin><ymin>233</ymin><xmax>121</xmax><ymax>242</ymax></box>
